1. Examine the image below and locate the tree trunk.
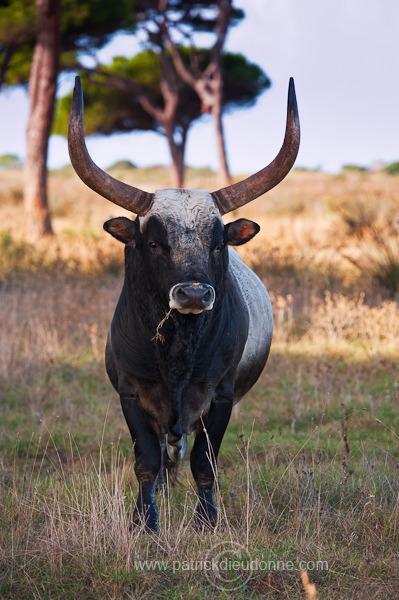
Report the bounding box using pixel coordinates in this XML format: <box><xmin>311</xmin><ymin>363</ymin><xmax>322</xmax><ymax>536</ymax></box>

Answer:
<box><xmin>212</xmin><ymin>82</ymin><xmax>231</xmax><ymax>187</ymax></box>
<box><xmin>170</xmin><ymin>150</ymin><xmax>185</xmax><ymax>188</ymax></box>
<box><xmin>164</xmin><ymin>125</ymin><xmax>186</xmax><ymax>188</ymax></box>
<box><xmin>211</xmin><ymin>69</ymin><xmax>231</xmax><ymax>187</ymax></box>
<box><xmin>161</xmin><ymin>0</ymin><xmax>232</xmax><ymax>188</ymax></box>
<box><xmin>24</xmin><ymin>0</ymin><xmax>60</xmax><ymax>239</ymax></box>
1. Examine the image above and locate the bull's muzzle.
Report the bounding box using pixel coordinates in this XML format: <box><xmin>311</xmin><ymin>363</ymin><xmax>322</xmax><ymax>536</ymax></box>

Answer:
<box><xmin>169</xmin><ymin>282</ymin><xmax>216</xmax><ymax>314</ymax></box>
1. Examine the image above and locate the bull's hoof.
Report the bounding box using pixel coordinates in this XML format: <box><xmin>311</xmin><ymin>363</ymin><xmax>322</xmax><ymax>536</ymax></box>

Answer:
<box><xmin>194</xmin><ymin>501</ymin><xmax>217</xmax><ymax>532</ymax></box>
<box><xmin>155</xmin><ymin>478</ymin><xmax>168</xmax><ymax>496</ymax></box>
<box><xmin>130</xmin><ymin>507</ymin><xmax>158</xmax><ymax>533</ymax></box>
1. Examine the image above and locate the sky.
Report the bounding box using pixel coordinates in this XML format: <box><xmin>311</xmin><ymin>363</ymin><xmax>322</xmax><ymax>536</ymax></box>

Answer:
<box><xmin>0</xmin><ymin>0</ymin><xmax>398</xmax><ymax>175</ymax></box>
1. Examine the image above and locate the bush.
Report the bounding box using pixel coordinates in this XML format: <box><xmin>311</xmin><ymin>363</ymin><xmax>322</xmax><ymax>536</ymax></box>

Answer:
<box><xmin>107</xmin><ymin>160</ymin><xmax>137</xmax><ymax>170</ymax></box>
<box><xmin>383</xmin><ymin>161</ymin><xmax>399</xmax><ymax>175</ymax></box>
<box><xmin>347</xmin><ymin>222</ymin><xmax>399</xmax><ymax>298</ymax></box>
<box><xmin>0</xmin><ymin>154</ymin><xmax>22</xmax><ymax>169</ymax></box>
<box><xmin>336</xmin><ymin>197</ymin><xmax>380</xmax><ymax>237</ymax></box>
<box><xmin>341</xmin><ymin>164</ymin><xmax>366</xmax><ymax>173</ymax></box>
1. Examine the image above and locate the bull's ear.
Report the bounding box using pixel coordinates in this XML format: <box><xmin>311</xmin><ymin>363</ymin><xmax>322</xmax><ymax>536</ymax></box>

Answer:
<box><xmin>224</xmin><ymin>218</ymin><xmax>260</xmax><ymax>246</ymax></box>
<box><xmin>103</xmin><ymin>217</ymin><xmax>138</xmax><ymax>244</ymax></box>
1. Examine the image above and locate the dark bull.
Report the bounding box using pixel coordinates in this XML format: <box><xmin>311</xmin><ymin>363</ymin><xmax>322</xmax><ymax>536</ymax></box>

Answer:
<box><xmin>68</xmin><ymin>76</ymin><xmax>300</xmax><ymax>531</ymax></box>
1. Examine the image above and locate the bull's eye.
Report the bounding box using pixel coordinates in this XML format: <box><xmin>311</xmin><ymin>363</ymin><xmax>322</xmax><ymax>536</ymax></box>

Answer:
<box><xmin>214</xmin><ymin>243</ymin><xmax>225</xmax><ymax>253</ymax></box>
<box><xmin>148</xmin><ymin>241</ymin><xmax>158</xmax><ymax>250</ymax></box>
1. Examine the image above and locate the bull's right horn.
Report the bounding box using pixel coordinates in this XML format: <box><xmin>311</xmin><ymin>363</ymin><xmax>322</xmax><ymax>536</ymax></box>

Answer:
<box><xmin>68</xmin><ymin>76</ymin><xmax>154</xmax><ymax>216</ymax></box>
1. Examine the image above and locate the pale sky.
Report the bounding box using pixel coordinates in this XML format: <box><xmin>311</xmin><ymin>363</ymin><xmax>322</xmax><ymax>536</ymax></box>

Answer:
<box><xmin>0</xmin><ymin>0</ymin><xmax>398</xmax><ymax>174</ymax></box>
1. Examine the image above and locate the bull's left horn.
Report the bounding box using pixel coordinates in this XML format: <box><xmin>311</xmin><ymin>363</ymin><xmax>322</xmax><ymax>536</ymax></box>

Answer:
<box><xmin>68</xmin><ymin>76</ymin><xmax>154</xmax><ymax>216</ymax></box>
<box><xmin>211</xmin><ymin>77</ymin><xmax>300</xmax><ymax>215</ymax></box>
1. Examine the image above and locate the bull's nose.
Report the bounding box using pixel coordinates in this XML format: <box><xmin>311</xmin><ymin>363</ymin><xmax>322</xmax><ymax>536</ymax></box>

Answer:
<box><xmin>175</xmin><ymin>286</ymin><xmax>212</xmax><ymax>306</ymax></box>
<box><xmin>169</xmin><ymin>282</ymin><xmax>216</xmax><ymax>314</ymax></box>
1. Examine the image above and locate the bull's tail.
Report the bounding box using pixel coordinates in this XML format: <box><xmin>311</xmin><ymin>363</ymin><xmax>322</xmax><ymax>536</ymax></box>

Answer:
<box><xmin>163</xmin><ymin>453</ymin><xmax>181</xmax><ymax>486</ymax></box>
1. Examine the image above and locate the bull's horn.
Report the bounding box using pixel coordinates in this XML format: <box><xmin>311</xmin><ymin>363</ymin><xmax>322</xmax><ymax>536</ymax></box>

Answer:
<box><xmin>211</xmin><ymin>77</ymin><xmax>300</xmax><ymax>215</ymax></box>
<box><xmin>68</xmin><ymin>76</ymin><xmax>154</xmax><ymax>215</ymax></box>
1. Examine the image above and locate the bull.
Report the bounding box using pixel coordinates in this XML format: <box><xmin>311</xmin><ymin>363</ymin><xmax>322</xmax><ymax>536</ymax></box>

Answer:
<box><xmin>68</xmin><ymin>76</ymin><xmax>300</xmax><ymax>531</ymax></box>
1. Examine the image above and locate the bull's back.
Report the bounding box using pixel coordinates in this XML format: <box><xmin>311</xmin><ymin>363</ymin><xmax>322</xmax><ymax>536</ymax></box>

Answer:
<box><xmin>228</xmin><ymin>248</ymin><xmax>273</xmax><ymax>402</ymax></box>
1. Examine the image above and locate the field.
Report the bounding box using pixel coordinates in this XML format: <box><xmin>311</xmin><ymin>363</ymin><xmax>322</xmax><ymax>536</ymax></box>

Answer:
<box><xmin>0</xmin><ymin>166</ymin><xmax>399</xmax><ymax>599</ymax></box>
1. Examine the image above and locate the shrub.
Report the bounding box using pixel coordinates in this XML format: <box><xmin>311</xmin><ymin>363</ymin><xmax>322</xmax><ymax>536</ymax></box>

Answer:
<box><xmin>0</xmin><ymin>153</ymin><xmax>22</xmax><ymax>168</ymax></box>
<box><xmin>336</xmin><ymin>196</ymin><xmax>381</xmax><ymax>237</ymax></box>
<box><xmin>107</xmin><ymin>159</ymin><xmax>137</xmax><ymax>170</ymax></box>
<box><xmin>347</xmin><ymin>222</ymin><xmax>399</xmax><ymax>298</ymax></box>
<box><xmin>383</xmin><ymin>161</ymin><xmax>399</xmax><ymax>175</ymax></box>
<box><xmin>341</xmin><ymin>164</ymin><xmax>366</xmax><ymax>173</ymax></box>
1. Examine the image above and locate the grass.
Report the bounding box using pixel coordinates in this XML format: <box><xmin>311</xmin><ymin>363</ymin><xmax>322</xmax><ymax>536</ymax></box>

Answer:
<box><xmin>0</xmin><ymin>166</ymin><xmax>398</xmax><ymax>598</ymax></box>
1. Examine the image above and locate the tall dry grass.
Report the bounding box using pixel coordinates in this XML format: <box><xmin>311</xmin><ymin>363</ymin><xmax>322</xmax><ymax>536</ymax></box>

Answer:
<box><xmin>2</xmin><ymin>408</ymin><xmax>398</xmax><ymax>598</ymax></box>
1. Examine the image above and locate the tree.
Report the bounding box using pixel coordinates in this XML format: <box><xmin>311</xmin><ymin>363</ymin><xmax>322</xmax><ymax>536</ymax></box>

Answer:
<box><xmin>24</xmin><ymin>0</ymin><xmax>60</xmax><ymax>237</ymax></box>
<box><xmin>54</xmin><ymin>50</ymin><xmax>270</xmax><ymax>187</ymax></box>
<box><xmin>128</xmin><ymin>0</ymin><xmax>244</xmax><ymax>185</ymax></box>
<box><xmin>159</xmin><ymin>0</ymin><xmax>237</xmax><ymax>185</ymax></box>
<box><xmin>61</xmin><ymin>0</ymin><xmax>258</xmax><ymax>187</ymax></box>
<box><xmin>0</xmin><ymin>0</ymin><xmax>136</xmax><ymax>238</ymax></box>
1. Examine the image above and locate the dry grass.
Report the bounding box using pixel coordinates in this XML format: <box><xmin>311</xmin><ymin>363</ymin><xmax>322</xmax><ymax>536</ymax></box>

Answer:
<box><xmin>2</xmin><ymin>407</ymin><xmax>399</xmax><ymax>598</ymax></box>
<box><xmin>0</xmin><ymin>167</ymin><xmax>399</xmax><ymax>599</ymax></box>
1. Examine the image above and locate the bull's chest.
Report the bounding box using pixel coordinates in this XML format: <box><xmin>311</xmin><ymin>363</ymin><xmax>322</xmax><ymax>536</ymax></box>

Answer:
<box><xmin>135</xmin><ymin>377</ymin><xmax>213</xmax><ymax>435</ymax></box>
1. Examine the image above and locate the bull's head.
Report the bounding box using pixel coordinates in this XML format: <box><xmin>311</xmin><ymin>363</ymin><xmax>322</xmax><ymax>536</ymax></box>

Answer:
<box><xmin>68</xmin><ymin>77</ymin><xmax>300</xmax><ymax>314</ymax></box>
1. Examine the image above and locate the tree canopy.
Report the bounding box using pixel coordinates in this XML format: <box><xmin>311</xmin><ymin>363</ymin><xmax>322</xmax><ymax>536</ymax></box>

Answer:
<box><xmin>0</xmin><ymin>0</ymin><xmax>136</xmax><ymax>88</ymax></box>
<box><xmin>54</xmin><ymin>49</ymin><xmax>270</xmax><ymax>141</ymax></box>
<box><xmin>133</xmin><ymin>0</ymin><xmax>244</xmax><ymax>42</ymax></box>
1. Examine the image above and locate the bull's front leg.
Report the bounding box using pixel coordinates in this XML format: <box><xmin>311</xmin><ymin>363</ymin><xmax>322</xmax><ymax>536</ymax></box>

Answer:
<box><xmin>119</xmin><ymin>383</ymin><xmax>161</xmax><ymax>532</ymax></box>
<box><xmin>190</xmin><ymin>382</ymin><xmax>233</xmax><ymax>530</ymax></box>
